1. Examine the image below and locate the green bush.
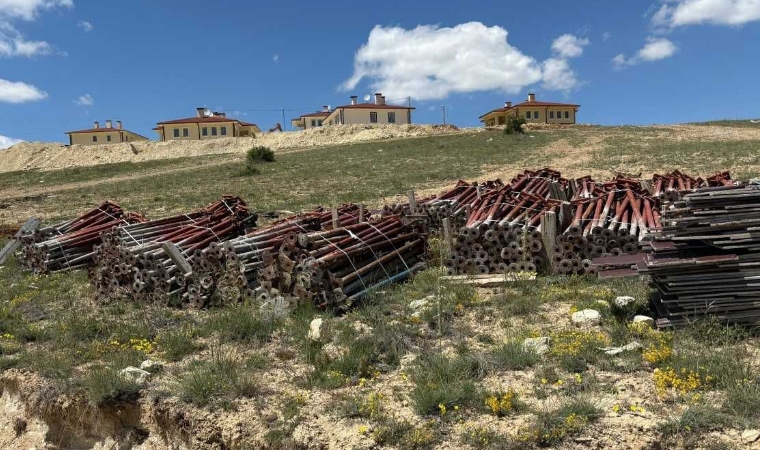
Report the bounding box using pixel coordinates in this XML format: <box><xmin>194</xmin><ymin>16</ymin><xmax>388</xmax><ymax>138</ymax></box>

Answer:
<box><xmin>411</xmin><ymin>353</ymin><xmax>485</xmax><ymax>414</ymax></box>
<box><xmin>504</xmin><ymin>116</ymin><xmax>526</xmax><ymax>135</ymax></box>
<box><xmin>176</xmin><ymin>347</ymin><xmax>257</xmax><ymax>407</ymax></box>
<box><xmin>83</xmin><ymin>366</ymin><xmax>142</xmax><ymax>405</ymax></box>
<box><xmin>242</xmin><ymin>146</ymin><xmax>275</xmax><ymax>175</ymax></box>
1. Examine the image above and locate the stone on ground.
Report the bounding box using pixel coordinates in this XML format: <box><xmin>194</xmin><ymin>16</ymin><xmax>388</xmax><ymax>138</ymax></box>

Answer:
<box><xmin>139</xmin><ymin>359</ymin><xmax>163</xmax><ymax>373</ymax></box>
<box><xmin>523</xmin><ymin>337</ymin><xmax>550</xmax><ymax>355</ymax></box>
<box><xmin>572</xmin><ymin>309</ymin><xmax>601</xmax><ymax>326</ymax></box>
<box><xmin>308</xmin><ymin>318</ymin><xmax>325</xmax><ymax>342</ymax></box>
<box><xmin>119</xmin><ymin>367</ymin><xmax>151</xmax><ymax>384</ymax></box>
<box><xmin>614</xmin><ymin>296</ymin><xmax>635</xmax><ymax>307</ymax></box>
<box><xmin>742</xmin><ymin>430</ymin><xmax>760</xmax><ymax>443</ymax></box>
<box><xmin>632</xmin><ymin>315</ymin><xmax>655</xmax><ymax>327</ymax></box>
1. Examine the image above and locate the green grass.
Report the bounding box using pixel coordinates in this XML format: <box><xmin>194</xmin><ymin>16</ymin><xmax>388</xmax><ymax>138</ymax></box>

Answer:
<box><xmin>82</xmin><ymin>366</ymin><xmax>143</xmax><ymax>406</ymax></box>
<box><xmin>0</xmin><ymin>131</ymin><xmax>561</xmax><ymax>222</ymax></box>
<box><xmin>657</xmin><ymin>404</ymin><xmax>732</xmax><ymax>438</ymax></box>
<box><xmin>488</xmin><ymin>340</ymin><xmax>540</xmax><ymax>371</ymax></box>
<box><xmin>176</xmin><ymin>347</ymin><xmax>258</xmax><ymax>408</ymax></box>
<box><xmin>690</xmin><ymin>119</ymin><xmax>760</xmax><ymax>128</ymax></box>
<box><xmin>410</xmin><ymin>353</ymin><xmax>485</xmax><ymax>415</ymax></box>
<box><xmin>530</xmin><ymin>397</ymin><xmax>602</xmax><ymax>446</ymax></box>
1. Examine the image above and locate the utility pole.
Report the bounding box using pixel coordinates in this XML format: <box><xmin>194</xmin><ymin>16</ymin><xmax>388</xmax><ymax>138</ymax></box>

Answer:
<box><xmin>441</xmin><ymin>105</ymin><xmax>447</xmax><ymax>125</ymax></box>
<box><xmin>281</xmin><ymin>107</ymin><xmax>286</xmax><ymax>131</ymax></box>
<box><xmin>407</xmin><ymin>96</ymin><xmax>411</xmax><ymax>107</ymax></box>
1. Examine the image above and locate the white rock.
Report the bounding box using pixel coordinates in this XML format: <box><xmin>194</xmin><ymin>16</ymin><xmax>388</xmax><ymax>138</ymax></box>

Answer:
<box><xmin>399</xmin><ymin>353</ymin><xmax>417</xmax><ymax>370</ymax></box>
<box><xmin>409</xmin><ymin>297</ymin><xmax>432</xmax><ymax>311</ymax></box>
<box><xmin>600</xmin><ymin>341</ymin><xmax>643</xmax><ymax>355</ymax></box>
<box><xmin>572</xmin><ymin>309</ymin><xmax>601</xmax><ymax>326</ymax></box>
<box><xmin>119</xmin><ymin>367</ymin><xmax>151</xmax><ymax>384</ymax></box>
<box><xmin>632</xmin><ymin>315</ymin><xmax>655</xmax><ymax>327</ymax></box>
<box><xmin>742</xmin><ymin>430</ymin><xmax>760</xmax><ymax>443</ymax></box>
<box><xmin>307</xmin><ymin>318</ymin><xmax>324</xmax><ymax>342</ymax></box>
<box><xmin>523</xmin><ymin>337</ymin><xmax>550</xmax><ymax>355</ymax></box>
<box><xmin>614</xmin><ymin>296</ymin><xmax>635</xmax><ymax>307</ymax></box>
<box><xmin>139</xmin><ymin>359</ymin><xmax>162</xmax><ymax>373</ymax></box>
<box><xmin>352</xmin><ymin>320</ymin><xmax>373</xmax><ymax>336</ymax></box>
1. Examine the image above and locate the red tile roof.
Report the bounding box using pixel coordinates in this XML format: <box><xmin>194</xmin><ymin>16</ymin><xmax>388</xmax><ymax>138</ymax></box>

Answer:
<box><xmin>156</xmin><ymin>116</ymin><xmax>240</xmax><ymax>125</ymax></box>
<box><xmin>66</xmin><ymin>127</ymin><xmax>125</xmax><ymax>134</ymax></box>
<box><xmin>335</xmin><ymin>102</ymin><xmax>415</xmax><ymax>110</ymax></box>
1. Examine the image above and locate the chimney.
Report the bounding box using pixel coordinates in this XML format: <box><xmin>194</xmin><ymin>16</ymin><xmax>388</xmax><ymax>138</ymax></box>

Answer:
<box><xmin>116</xmin><ymin>120</ymin><xmax>123</xmax><ymax>130</ymax></box>
<box><xmin>504</xmin><ymin>101</ymin><xmax>512</xmax><ymax>108</ymax></box>
<box><xmin>196</xmin><ymin>107</ymin><xmax>205</xmax><ymax>118</ymax></box>
<box><xmin>380</xmin><ymin>96</ymin><xmax>386</xmax><ymax>106</ymax></box>
<box><xmin>527</xmin><ymin>93</ymin><xmax>536</xmax><ymax>102</ymax></box>
<box><xmin>93</xmin><ymin>121</ymin><xmax>100</xmax><ymax>129</ymax></box>
<box><xmin>374</xmin><ymin>93</ymin><xmax>382</xmax><ymax>105</ymax></box>
<box><xmin>214</xmin><ymin>111</ymin><xmax>226</xmax><ymax>118</ymax></box>
<box><xmin>350</xmin><ymin>96</ymin><xmax>357</xmax><ymax>105</ymax></box>
<box><xmin>322</xmin><ymin>105</ymin><xmax>330</xmax><ymax>113</ymax></box>
<box><xmin>105</xmin><ymin>119</ymin><xmax>112</xmax><ymax>129</ymax></box>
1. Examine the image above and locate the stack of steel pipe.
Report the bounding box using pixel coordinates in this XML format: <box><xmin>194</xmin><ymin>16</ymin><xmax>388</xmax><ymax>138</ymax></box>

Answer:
<box><xmin>652</xmin><ymin>170</ymin><xmax>733</xmax><ymax>202</ymax></box>
<box><xmin>278</xmin><ymin>214</ymin><xmax>427</xmax><ymax>310</ymax></box>
<box><xmin>183</xmin><ymin>204</ymin><xmax>371</xmax><ymax>308</ymax></box>
<box><xmin>444</xmin><ymin>169</ymin><xmax>569</xmax><ymax>275</ymax></box>
<box><xmin>90</xmin><ymin>196</ymin><xmax>252</xmax><ymax>303</ymax></box>
<box><xmin>17</xmin><ymin>201</ymin><xmax>144</xmax><ymax>274</ymax></box>
<box><xmin>554</xmin><ymin>176</ymin><xmax>660</xmax><ymax>275</ymax></box>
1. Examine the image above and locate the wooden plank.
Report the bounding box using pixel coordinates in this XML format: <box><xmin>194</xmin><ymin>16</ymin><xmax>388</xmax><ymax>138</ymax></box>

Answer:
<box><xmin>162</xmin><ymin>241</ymin><xmax>193</xmax><ymax>275</ymax></box>
<box><xmin>540</xmin><ymin>211</ymin><xmax>556</xmax><ymax>272</ymax></box>
<box><xmin>442</xmin><ymin>217</ymin><xmax>453</xmax><ymax>254</ymax></box>
<box><xmin>440</xmin><ymin>273</ymin><xmax>536</xmax><ymax>286</ymax></box>
<box><xmin>407</xmin><ymin>190</ymin><xmax>417</xmax><ymax>213</ymax></box>
<box><xmin>0</xmin><ymin>218</ymin><xmax>41</xmax><ymax>265</ymax></box>
<box><xmin>332</xmin><ymin>207</ymin><xmax>340</xmax><ymax>229</ymax></box>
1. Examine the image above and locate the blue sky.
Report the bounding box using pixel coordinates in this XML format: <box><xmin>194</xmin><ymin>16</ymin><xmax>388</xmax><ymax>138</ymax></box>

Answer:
<box><xmin>1</xmin><ymin>0</ymin><xmax>760</xmax><ymax>146</ymax></box>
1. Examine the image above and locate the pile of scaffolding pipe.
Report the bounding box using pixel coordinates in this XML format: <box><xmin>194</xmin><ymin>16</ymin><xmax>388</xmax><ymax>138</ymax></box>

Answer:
<box><xmin>17</xmin><ymin>201</ymin><xmax>145</xmax><ymax>274</ymax></box>
<box><xmin>443</xmin><ymin>169</ymin><xmax>568</xmax><ymax>275</ymax></box>
<box><xmin>652</xmin><ymin>170</ymin><xmax>733</xmax><ymax>202</ymax></box>
<box><xmin>183</xmin><ymin>204</ymin><xmax>374</xmax><ymax>308</ymax></box>
<box><xmin>90</xmin><ymin>196</ymin><xmax>253</xmax><ymax>304</ymax></box>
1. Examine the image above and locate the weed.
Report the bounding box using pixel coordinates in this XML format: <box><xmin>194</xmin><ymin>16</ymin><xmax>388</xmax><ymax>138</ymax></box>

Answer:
<box><xmin>338</xmin><ymin>391</ymin><xmax>385</xmax><ymax>420</ymax></box>
<box><xmin>484</xmin><ymin>388</ymin><xmax>525</xmax><ymax>416</ymax></box>
<box><xmin>205</xmin><ymin>306</ymin><xmax>280</xmax><ymax>344</ymax></box>
<box><xmin>462</xmin><ymin>426</ymin><xmax>519</xmax><ymax>450</ymax></box>
<box><xmin>528</xmin><ymin>397</ymin><xmax>601</xmax><ymax>446</ymax></box>
<box><xmin>176</xmin><ymin>347</ymin><xmax>257</xmax><ymax>407</ymax></box>
<box><xmin>157</xmin><ymin>327</ymin><xmax>199</xmax><ymax>362</ymax></box>
<box><xmin>489</xmin><ymin>340</ymin><xmax>540</xmax><ymax>371</ymax></box>
<box><xmin>242</xmin><ymin>146</ymin><xmax>275</xmax><ymax>175</ymax></box>
<box><xmin>549</xmin><ymin>329</ymin><xmax>608</xmax><ymax>372</ymax></box>
<box><xmin>657</xmin><ymin>405</ymin><xmax>731</xmax><ymax>438</ymax></box>
<box><xmin>504</xmin><ymin>116</ymin><xmax>526</xmax><ymax>135</ymax></box>
<box><xmin>411</xmin><ymin>353</ymin><xmax>484</xmax><ymax>415</ymax></box>
<box><xmin>82</xmin><ymin>366</ymin><xmax>142</xmax><ymax>405</ymax></box>
<box><xmin>723</xmin><ymin>379</ymin><xmax>760</xmax><ymax>424</ymax></box>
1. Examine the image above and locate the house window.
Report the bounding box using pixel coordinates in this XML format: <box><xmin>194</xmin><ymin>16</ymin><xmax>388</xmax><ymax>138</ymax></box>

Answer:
<box><xmin>107</xmin><ymin>135</ymin><xmax>112</xmax><ymax>142</ymax></box>
<box><xmin>211</xmin><ymin>127</ymin><xmax>217</xmax><ymax>136</ymax></box>
<box><xmin>549</xmin><ymin>111</ymin><xmax>555</xmax><ymax>119</ymax></box>
<box><xmin>221</xmin><ymin>126</ymin><xmax>227</xmax><ymax>136</ymax></box>
<box><xmin>370</xmin><ymin>112</ymin><xmax>378</xmax><ymax>123</ymax></box>
<box><xmin>173</xmin><ymin>128</ymin><xmax>180</xmax><ymax>138</ymax></box>
<box><xmin>525</xmin><ymin>111</ymin><xmax>531</xmax><ymax>119</ymax></box>
<box><xmin>534</xmin><ymin>111</ymin><xmax>539</xmax><ymax>119</ymax></box>
<box><xmin>317</xmin><ymin>120</ymin><xmax>323</xmax><ymax>126</ymax></box>
<box><xmin>311</xmin><ymin>119</ymin><xmax>317</xmax><ymax>127</ymax></box>
<box><xmin>388</xmin><ymin>112</ymin><xmax>396</xmax><ymax>123</ymax></box>
<box><xmin>92</xmin><ymin>135</ymin><xmax>97</xmax><ymax>142</ymax></box>
<box><xmin>183</xmin><ymin>128</ymin><xmax>189</xmax><ymax>137</ymax></box>
<box><xmin>202</xmin><ymin>127</ymin><xmax>208</xmax><ymax>136</ymax></box>
<box><xmin>564</xmin><ymin>111</ymin><xmax>570</xmax><ymax>119</ymax></box>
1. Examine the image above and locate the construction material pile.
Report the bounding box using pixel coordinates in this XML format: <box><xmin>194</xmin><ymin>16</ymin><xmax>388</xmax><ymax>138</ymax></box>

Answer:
<box><xmin>90</xmin><ymin>197</ymin><xmax>253</xmax><ymax>303</ymax></box>
<box><xmin>653</xmin><ymin>170</ymin><xmax>732</xmax><ymax>202</ymax></box>
<box><xmin>16</xmin><ymin>201</ymin><xmax>144</xmax><ymax>274</ymax></box>
<box><xmin>635</xmin><ymin>184</ymin><xmax>760</xmax><ymax>327</ymax></box>
<box><xmin>183</xmin><ymin>204</ymin><xmax>372</xmax><ymax>308</ymax></box>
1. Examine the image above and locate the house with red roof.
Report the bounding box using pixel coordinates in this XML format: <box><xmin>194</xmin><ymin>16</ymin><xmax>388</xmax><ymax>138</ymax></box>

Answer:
<box><xmin>479</xmin><ymin>93</ymin><xmax>580</xmax><ymax>126</ymax></box>
<box><xmin>65</xmin><ymin>120</ymin><xmax>149</xmax><ymax>146</ymax></box>
<box><xmin>320</xmin><ymin>93</ymin><xmax>414</xmax><ymax>126</ymax></box>
<box><xmin>291</xmin><ymin>107</ymin><xmax>332</xmax><ymax>130</ymax></box>
<box><xmin>153</xmin><ymin>108</ymin><xmax>261</xmax><ymax>141</ymax></box>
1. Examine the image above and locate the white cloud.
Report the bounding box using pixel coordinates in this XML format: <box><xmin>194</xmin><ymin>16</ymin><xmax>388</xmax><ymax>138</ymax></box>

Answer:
<box><xmin>0</xmin><ymin>23</ymin><xmax>53</xmax><ymax>56</ymax></box>
<box><xmin>0</xmin><ymin>78</ymin><xmax>47</xmax><ymax>103</ymax></box>
<box><xmin>551</xmin><ymin>34</ymin><xmax>590</xmax><ymax>58</ymax></box>
<box><xmin>652</xmin><ymin>0</ymin><xmax>760</xmax><ymax>27</ymax></box>
<box><xmin>273</xmin><ymin>54</ymin><xmax>279</xmax><ymax>62</ymax></box>
<box><xmin>0</xmin><ymin>134</ymin><xmax>24</xmax><ymax>149</ymax></box>
<box><xmin>612</xmin><ymin>37</ymin><xmax>677</xmax><ymax>68</ymax></box>
<box><xmin>74</xmin><ymin>93</ymin><xmax>93</xmax><ymax>106</ymax></box>
<box><xmin>342</xmin><ymin>22</ymin><xmax>586</xmax><ymax>100</ymax></box>
<box><xmin>541</xmin><ymin>58</ymin><xmax>580</xmax><ymax>91</ymax></box>
<box><xmin>77</xmin><ymin>20</ymin><xmax>92</xmax><ymax>32</ymax></box>
<box><xmin>0</xmin><ymin>0</ymin><xmax>73</xmax><ymax>21</ymax></box>
<box><xmin>602</xmin><ymin>31</ymin><xmax>612</xmax><ymax>42</ymax></box>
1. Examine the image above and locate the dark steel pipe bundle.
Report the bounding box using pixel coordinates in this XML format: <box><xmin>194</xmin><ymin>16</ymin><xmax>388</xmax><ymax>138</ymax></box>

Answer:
<box><xmin>90</xmin><ymin>196</ymin><xmax>253</xmax><ymax>303</ymax></box>
<box><xmin>652</xmin><ymin>170</ymin><xmax>733</xmax><ymax>202</ymax></box>
<box><xmin>17</xmin><ymin>201</ymin><xmax>144</xmax><ymax>274</ymax></box>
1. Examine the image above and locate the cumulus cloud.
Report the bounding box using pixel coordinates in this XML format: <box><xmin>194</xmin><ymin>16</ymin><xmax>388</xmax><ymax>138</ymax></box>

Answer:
<box><xmin>612</xmin><ymin>37</ymin><xmax>677</xmax><ymax>68</ymax></box>
<box><xmin>77</xmin><ymin>20</ymin><xmax>93</xmax><ymax>32</ymax></box>
<box><xmin>0</xmin><ymin>78</ymin><xmax>48</xmax><ymax>103</ymax></box>
<box><xmin>541</xmin><ymin>58</ymin><xmax>580</xmax><ymax>91</ymax></box>
<box><xmin>74</xmin><ymin>93</ymin><xmax>93</xmax><ymax>106</ymax></box>
<box><xmin>0</xmin><ymin>134</ymin><xmax>24</xmax><ymax>149</ymax></box>
<box><xmin>0</xmin><ymin>0</ymin><xmax>71</xmax><ymax>57</ymax></box>
<box><xmin>602</xmin><ymin>31</ymin><xmax>612</xmax><ymax>42</ymax></box>
<box><xmin>551</xmin><ymin>34</ymin><xmax>590</xmax><ymax>58</ymax></box>
<box><xmin>652</xmin><ymin>0</ymin><xmax>760</xmax><ymax>27</ymax></box>
<box><xmin>342</xmin><ymin>22</ymin><xmax>587</xmax><ymax>100</ymax></box>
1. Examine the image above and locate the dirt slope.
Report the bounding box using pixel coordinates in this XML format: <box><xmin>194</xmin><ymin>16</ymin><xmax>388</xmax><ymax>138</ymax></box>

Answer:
<box><xmin>0</xmin><ymin>124</ymin><xmax>465</xmax><ymax>173</ymax></box>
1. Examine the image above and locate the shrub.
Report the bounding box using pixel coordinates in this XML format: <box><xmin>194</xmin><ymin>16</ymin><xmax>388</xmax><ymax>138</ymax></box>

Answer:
<box><xmin>242</xmin><ymin>146</ymin><xmax>275</xmax><ymax>175</ymax></box>
<box><xmin>657</xmin><ymin>405</ymin><xmax>731</xmax><ymax>438</ymax></box>
<box><xmin>724</xmin><ymin>380</ymin><xmax>760</xmax><ymax>423</ymax></box>
<box><xmin>529</xmin><ymin>397</ymin><xmax>601</xmax><ymax>446</ymax></box>
<box><xmin>158</xmin><ymin>327</ymin><xmax>199</xmax><ymax>362</ymax></box>
<box><xmin>489</xmin><ymin>340</ymin><xmax>539</xmax><ymax>371</ymax></box>
<box><xmin>205</xmin><ymin>306</ymin><xmax>280</xmax><ymax>344</ymax></box>
<box><xmin>504</xmin><ymin>116</ymin><xmax>526</xmax><ymax>135</ymax></box>
<box><xmin>83</xmin><ymin>366</ymin><xmax>142</xmax><ymax>405</ymax></box>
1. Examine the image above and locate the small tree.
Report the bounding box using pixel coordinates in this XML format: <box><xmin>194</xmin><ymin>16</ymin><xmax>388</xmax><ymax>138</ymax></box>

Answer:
<box><xmin>242</xmin><ymin>146</ymin><xmax>275</xmax><ymax>175</ymax></box>
<box><xmin>504</xmin><ymin>116</ymin><xmax>526</xmax><ymax>135</ymax></box>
